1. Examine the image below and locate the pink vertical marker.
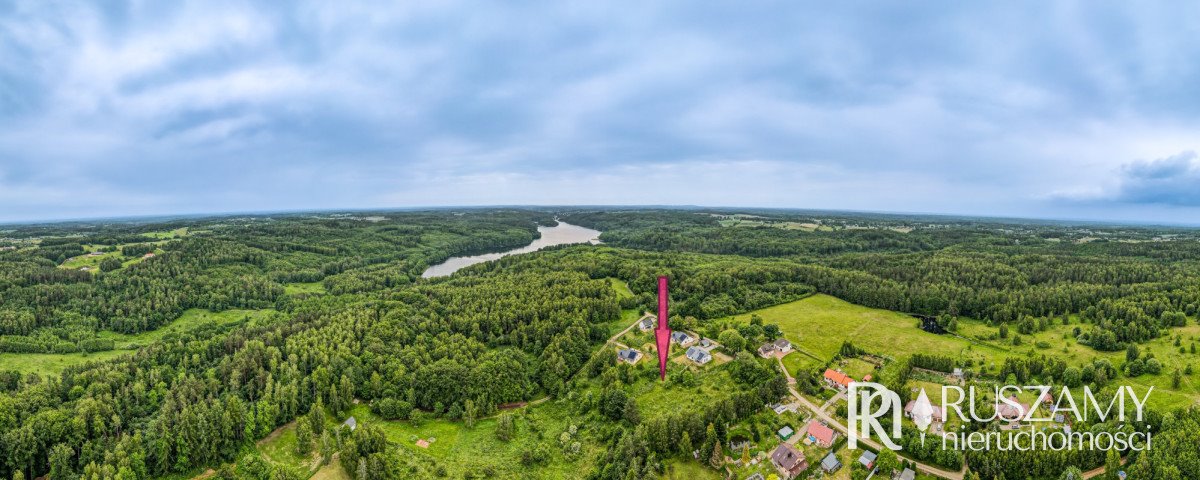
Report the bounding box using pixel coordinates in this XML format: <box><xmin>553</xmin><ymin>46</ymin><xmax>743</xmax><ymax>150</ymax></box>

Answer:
<box><xmin>654</xmin><ymin>276</ymin><xmax>671</xmax><ymax>381</ymax></box>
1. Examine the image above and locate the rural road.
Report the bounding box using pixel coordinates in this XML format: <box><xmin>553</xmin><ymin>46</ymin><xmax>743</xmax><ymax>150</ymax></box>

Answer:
<box><xmin>775</xmin><ymin>357</ymin><xmax>967</xmax><ymax>480</ymax></box>
<box><xmin>773</xmin><ymin>356</ymin><xmax>1125</xmax><ymax>480</ymax></box>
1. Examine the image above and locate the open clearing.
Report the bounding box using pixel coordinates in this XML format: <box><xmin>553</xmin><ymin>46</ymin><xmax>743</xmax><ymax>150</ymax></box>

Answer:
<box><xmin>0</xmin><ymin>308</ymin><xmax>276</xmax><ymax>375</ymax></box>
<box><xmin>729</xmin><ymin>294</ymin><xmax>1199</xmax><ymax>411</ymax></box>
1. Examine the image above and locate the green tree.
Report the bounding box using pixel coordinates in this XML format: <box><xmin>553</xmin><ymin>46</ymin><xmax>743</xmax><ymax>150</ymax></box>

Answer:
<box><xmin>464</xmin><ymin>399</ymin><xmax>478</xmax><ymax>429</ymax></box>
<box><xmin>679</xmin><ymin>431</ymin><xmax>693</xmax><ymax>458</ymax></box>
<box><xmin>296</xmin><ymin>421</ymin><xmax>312</xmax><ymax>455</ymax></box>
<box><xmin>495</xmin><ymin>413</ymin><xmax>515</xmax><ymax>441</ymax></box>
<box><xmin>49</xmin><ymin>443</ymin><xmax>75</xmax><ymax>480</ymax></box>
<box><xmin>1105</xmin><ymin>449</ymin><xmax>1121</xmax><ymax>480</ymax></box>
<box><xmin>718</xmin><ymin>329</ymin><xmax>746</xmax><ymax>353</ymax></box>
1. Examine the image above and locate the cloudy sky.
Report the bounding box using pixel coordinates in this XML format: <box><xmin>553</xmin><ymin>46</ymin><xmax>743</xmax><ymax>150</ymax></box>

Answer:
<box><xmin>2</xmin><ymin>1</ymin><xmax>1200</xmax><ymax>224</ymax></box>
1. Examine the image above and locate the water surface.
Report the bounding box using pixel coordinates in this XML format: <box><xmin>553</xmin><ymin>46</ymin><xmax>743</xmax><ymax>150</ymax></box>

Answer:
<box><xmin>421</xmin><ymin>222</ymin><xmax>600</xmax><ymax>278</ymax></box>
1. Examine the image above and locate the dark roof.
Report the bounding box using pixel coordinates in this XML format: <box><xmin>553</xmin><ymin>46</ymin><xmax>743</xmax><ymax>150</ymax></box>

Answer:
<box><xmin>343</xmin><ymin>417</ymin><xmax>357</xmax><ymax>430</ymax></box>
<box><xmin>671</xmin><ymin>331</ymin><xmax>692</xmax><ymax>342</ymax></box>
<box><xmin>820</xmin><ymin>452</ymin><xmax>841</xmax><ymax>471</ymax></box>
<box><xmin>899</xmin><ymin>468</ymin><xmax>916</xmax><ymax>480</ymax></box>
<box><xmin>618</xmin><ymin>348</ymin><xmax>640</xmax><ymax>360</ymax></box>
<box><xmin>773</xmin><ymin>338</ymin><xmax>791</xmax><ymax>348</ymax></box>
<box><xmin>770</xmin><ymin>443</ymin><xmax>806</xmax><ymax>471</ymax></box>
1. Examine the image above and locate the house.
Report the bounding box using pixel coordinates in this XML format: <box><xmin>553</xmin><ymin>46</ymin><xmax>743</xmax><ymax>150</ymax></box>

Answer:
<box><xmin>699</xmin><ymin>338</ymin><xmax>715</xmax><ymax>349</ymax></box>
<box><xmin>773</xmin><ymin>338</ymin><xmax>793</xmax><ymax>353</ymax></box>
<box><xmin>757</xmin><ymin>343</ymin><xmax>777</xmax><ymax>358</ymax></box>
<box><xmin>671</xmin><ymin>331</ymin><xmax>695</xmax><ymax>346</ymax></box>
<box><xmin>777</xmin><ymin>425</ymin><xmax>795</xmax><ymax>440</ymax></box>
<box><xmin>638</xmin><ymin>316</ymin><xmax>655</xmax><ymax>331</ymax></box>
<box><xmin>857</xmin><ymin>450</ymin><xmax>877</xmax><ymax>469</ymax></box>
<box><xmin>951</xmin><ymin>367</ymin><xmax>964</xmax><ymax>379</ymax></box>
<box><xmin>769</xmin><ymin>444</ymin><xmax>807</xmax><ymax>479</ymax></box>
<box><xmin>88</xmin><ymin>251</ymin><xmax>104</xmax><ymax>257</ymax></box>
<box><xmin>343</xmin><ymin>416</ymin><xmax>357</xmax><ymax>431</ymax></box>
<box><xmin>143</xmin><ymin>252</ymin><xmax>156</xmax><ymax>259</ymax></box>
<box><xmin>617</xmin><ymin>348</ymin><xmax>642</xmax><ymax>364</ymax></box>
<box><xmin>995</xmin><ymin>395</ymin><xmax>1030</xmax><ymax>421</ymax></box>
<box><xmin>79</xmin><ymin>267</ymin><xmax>92</xmax><ymax>272</ymax></box>
<box><xmin>904</xmin><ymin>400</ymin><xmax>945</xmax><ymax>422</ymax></box>
<box><xmin>770</xmin><ymin>443</ymin><xmax>808</xmax><ymax>479</ymax></box>
<box><xmin>772</xmin><ymin>403</ymin><xmax>790</xmax><ymax>414</ymax></box>
<box><xmin>899</xmin><ymin>468</ymin><xmax>916</xmax><ymax>480</ymax></box>
<box><xmin>819</xmin><ymin>452</ymin><xmax>841</xmax><ymax>473</ymax></box>
<box><xmin>1040</xmin><ymin>392</ymin><xmax>1054</xmax><ymax>405</ymax></box>
<box><xmin>823</xmin><ymin>369</ymin><xmax>854</xmax><ymax>390</ymax></box>
<box><xmin>685</xmin><ymin>346</ymin><xmax>712</xmax><ymax>365</ymax></box>
<box><xmin>805</xmin><ymin>419</ymin><xmax>836</xmax><ymax>447</ymax></box>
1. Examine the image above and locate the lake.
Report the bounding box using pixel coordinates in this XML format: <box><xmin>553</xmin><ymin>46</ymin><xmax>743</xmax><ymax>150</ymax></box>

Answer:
<box><xmin>421</xmin><ymin>221</ymin><xmax>601</xmax><ymax>278</ymax></box>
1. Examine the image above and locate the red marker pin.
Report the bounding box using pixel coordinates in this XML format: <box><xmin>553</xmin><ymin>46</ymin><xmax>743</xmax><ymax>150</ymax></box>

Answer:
<box><xmin>654</xmin><ymin>276</ymin><xmax>671</xmax><ymax>381</ymax></box>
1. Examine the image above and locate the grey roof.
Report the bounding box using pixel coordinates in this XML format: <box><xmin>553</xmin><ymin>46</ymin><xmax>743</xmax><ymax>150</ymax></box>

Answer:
<box><xmin>671</xmin><ymin>331</ymin><xmax>692</xmax><ymax>342</ymax></box>
<box><xmin>773</xmin><ymin>338</ymin><xmax>791</xmax><ymax>348</ymax></box>
<box><xmin>820</xmin><ymin>452</ymin><xmax>841</xmax><ymax>471</ymax></box>
<box><xmin>618</xmin><ymin>348</ymin><xmax>640</xmax><ymax>361</ymax></box>
<box><xmin>639</xmin><ymin>317</ymin><xmax>655</xmax><ymax>327</ymax></box>
<box><xmin>685</xmin><ymin>346</ymin><xmax>711</xmax><ymax>363</ymax></box>
<box><xmin>343</xmin><ymin>416</ymin><xmax>357</xmax><ymax>430</ymax></box>
<box><xmin>899</xmin><ymin>468</ymin><xmax>916</xmax><ymax>480</ymax></box>
<box><xmin>857</xmin><ymin>450</ymin><xmax>876</xmax><ymax>466</ymax></box>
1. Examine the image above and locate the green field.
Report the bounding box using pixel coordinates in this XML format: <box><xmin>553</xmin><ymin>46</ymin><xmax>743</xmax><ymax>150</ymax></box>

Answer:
<box><xmin>731</xmin><ymin>294</ymin><xmax>1200</xmax><ymax>411</ymax></box>
<box><xmin>142</xmin><ymin>227</ymin><xmax>190</xmax><ymax>239</ymax></box>
<box><xmin>0</xmin><ymin>350</ymin><xmax>130</xmax><ymax>376</ymax></box>
<box><xmin>608</xmin><ymin>277</ymin><xmax>635</xmax><ymax>299</ymax></box>
<box><xmin>284</xmin><ymin>282</ymin><xmax>327</xmax><ymax>295</ymax></box>
<box><xmin>97</xmin><ymin>308</ymin><xmax>278</xmax><ymax>348</ymax></box>
<box><xmin>729</xmin><ymin>294</ymin><xmax>1008</xmax><ymax>366</ymax></box>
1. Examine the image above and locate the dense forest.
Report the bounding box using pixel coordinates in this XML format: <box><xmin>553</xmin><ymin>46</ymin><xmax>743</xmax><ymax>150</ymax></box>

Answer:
<box><xmin>0</xmin><ymin>208</ymin><xmax>1198</xmax><ymax>479</ymax></box>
